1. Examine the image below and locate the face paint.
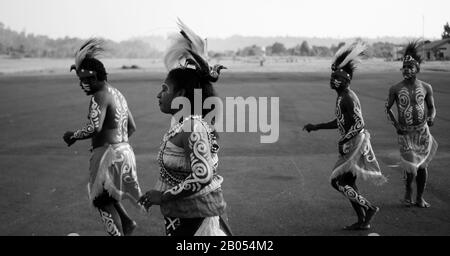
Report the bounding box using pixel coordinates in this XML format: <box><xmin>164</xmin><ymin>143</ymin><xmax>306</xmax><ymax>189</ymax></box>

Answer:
<box><xmin>79</xmin><ymin>76</ymin><xmax>97</xmax><ymax>95</ymax></box>
<box><xmin>80</xmin><ymin>81</ymin><xmax>91</xmax><ymax>93</ymax></box>
<box><xmin>330</xmin><ymin>75</ymin><xmax>349</xmax><ymax>90</ymax></box>
<box><xmin>401</xmin><ymin>65</ymin><xmax>417</xmax><ymax>80</ymax></box>
<box><xmin>330</xmin><ymin>78</ymin><xmax>343</xmax><ymax>89</ymax></box>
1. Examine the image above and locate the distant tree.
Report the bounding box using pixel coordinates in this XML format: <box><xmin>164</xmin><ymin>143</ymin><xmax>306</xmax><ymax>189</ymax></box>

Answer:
<box><xmin>442</xmin><ymin>22</ymin><xmax>450</xmax><ymax>39</ymax></box>
<box><xmin>0</xmin><ymin>22</ymin><xmax>163</xmax><ymax>58</ymax></box>
<box><xmin>300</xmin><ymin>41</ymin><xmax>311</xmax><ymax>56</ymax></box>
<box><xmin>311</xmin><ymin>46</ymin><xmax>332</xmax><ymax>57</ymax></box>
<box><xmin>18</xmin><ymin>44</ymin><xmax>25</xmax><ymax>54</ymax></box>
<box><xmin>238</xmin><ymin>45</ymin><xmax>263</xmax><ymax>57</ymax></box>
<box><xmin>286</xmin><ymin>45</ymin><xmax>301</xmax><ymax>56</ymax></box>
<box><xmin>270</xmin><ymin>42</ymin><xmax>286</xmax><ymax>55</ymax></box>
<box><xmin>370</xmin><ymin>42</ymin><xmax>395</xmax><ymax>59</ymax></box>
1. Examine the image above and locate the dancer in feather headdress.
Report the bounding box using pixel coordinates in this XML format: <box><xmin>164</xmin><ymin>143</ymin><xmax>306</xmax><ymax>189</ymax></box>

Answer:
<box><xmin>138</xmin><ymin>19</ymin><xmax>232</xmax><ymax>236</ymax></box>
<box><xmin>385</xmin><ymin>41</ymin><xmax>437</xmax><ymax>208</ymax></box>
<box><xmin>63</xmin><ymin>38</ymin><xmax>142</xmax><ymax>236</ymax></box>
<box><xmin>303</xmin><ymin>42</ymin><xmax>386</xmax><ymax>230</ymax></box>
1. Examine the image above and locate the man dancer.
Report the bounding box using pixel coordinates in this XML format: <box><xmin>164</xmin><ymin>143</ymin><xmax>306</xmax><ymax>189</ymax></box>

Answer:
<box><xmin>304</xmin><ymin>42</ymin><xmax>387</xmax><ymax>230</ymax></box>
<box><xmin>63</xmin><ymin>39</ymin><xmax>142</xmax><ymax>235</ymax></box>
<box><xmin>385</xmin><ymin>41</ymin><xmax>438</xmax><ymax>208</ymax></box>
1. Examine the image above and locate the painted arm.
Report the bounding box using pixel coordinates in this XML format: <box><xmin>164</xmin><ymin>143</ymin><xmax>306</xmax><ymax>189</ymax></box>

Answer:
<box><xmin>161</xmin><ymin>122</ymin><xmax>214</xmax><ymax>201</ymax></box>
<box><xmin>424</xmin><ymin>83</ymin><xmax>436</xmax><ymax>126</ymax></box>
<box><xmin>63</xmin><ymin>95</ymin><xmax>106</xmax><ymax>146</ymax></box>
<box><xmin>303</xmin><ymin>119</ymin><xmax>337</xmax><ymax>132</ymax></box>
<box><xmin>127</xmin><ymin>108</ymin><xmax>136</xmax><ymax>137</ymax></box>
<box><xmin>385</xmin><ymin>86</ymin><xmax>401</xmax><ymax>131</ymax></box>
<box><xmin>316</xmin><ymin>119</ymin><xmax>339</xmax><ymax>130</ymax></box>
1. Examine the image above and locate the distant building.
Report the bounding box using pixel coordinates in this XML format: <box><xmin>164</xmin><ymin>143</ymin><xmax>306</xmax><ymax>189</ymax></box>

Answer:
<box><xmin>419</xmin><ymin>38</ymin><xmax>450</xmax><ymax>61</ymax></box>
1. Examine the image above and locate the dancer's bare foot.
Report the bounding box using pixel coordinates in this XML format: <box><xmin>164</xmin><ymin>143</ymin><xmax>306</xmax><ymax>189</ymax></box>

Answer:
<box><xmin>404</xmin><ymin>190</ymin><xmax>413</xmax><ymax>207</ymax></box>
<box><xmin>415</xmin><ymin>198</ymin><xmax>431</xmax><ymax>208</ymax></box>
<box><xmin>123</xmin><ymin>220</ymin><xmax>137</xmax><ymax>236</ymax></box>
<box><xmin>343</xmin><ymin>222</ymin><xmax>365</xmax><ymax>231</ymax></box>
<box><xmin>401</xmin><ymin>199</ymin><xmax>415</xmax><ymax>207</ymax></box>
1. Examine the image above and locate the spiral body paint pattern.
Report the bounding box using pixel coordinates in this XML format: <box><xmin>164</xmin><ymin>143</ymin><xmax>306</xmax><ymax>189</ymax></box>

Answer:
<box><xmin>336</xmin><ymin>96</ymin><xmax>365</xmax><ymax>142</ymax></box>
<box><xmin>338</xmin><ymin>185</ymin><xmax>370</xmax><ymax>210</ymax></box>
<box><xmin>72</xmin><ymin>97</ymin><xmax>101</xmax><ymax>139</ymax></box>
<box><xmin>99</xmin><ymin>209</ymin><xmax>122</xmax><ymax>236</ymax></box>
<box><xmin>108</xmin><ymin>87</ymin><xmax>129</xmax><ymax>142</ymax></box>
<box><xmin>336</xmin><ymin>96</ymin><xmax>345</xmax><ymax>137</ymax></box>
<box><xmin>415</xmin><ymin>86</ymin><xmax>426</xmax><ymax>122</ymax></box>
<box><xmin>165</xmin><ymin>123</ymin><xmax>213</xmax><ymax>196</ymax></box>
<box><xmin>398</xmin><ymin>87</ymin><xmax>413</xmax><ymax>126</ymax></box>
<box><xmin>343</xmin><ymin>102</ymin><xmax>364</xmax><ymax>142</ymax></box>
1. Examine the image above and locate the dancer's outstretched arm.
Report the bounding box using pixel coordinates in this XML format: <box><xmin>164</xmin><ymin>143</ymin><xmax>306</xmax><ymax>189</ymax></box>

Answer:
<box><xmin>303</xmin><ymin>119</ymin><xmax>338</xmax><ymax>132</ymax></box>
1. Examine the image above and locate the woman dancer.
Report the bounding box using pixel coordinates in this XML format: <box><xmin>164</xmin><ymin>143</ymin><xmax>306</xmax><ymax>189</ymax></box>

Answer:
<box><xmin>139</xmin><ymin>19</ymin><xmax>231</xmax><ymax>236</ymax></box>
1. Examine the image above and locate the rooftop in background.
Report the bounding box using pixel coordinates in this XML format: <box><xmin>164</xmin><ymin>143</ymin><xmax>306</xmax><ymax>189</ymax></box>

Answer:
<box><xmin>422</xmin><ymin>38</ymin><xmax>450</xmax><ymax>50</ymax></box>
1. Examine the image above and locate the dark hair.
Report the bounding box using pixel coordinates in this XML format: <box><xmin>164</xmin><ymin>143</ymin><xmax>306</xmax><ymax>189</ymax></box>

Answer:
<box><xmin>79</xmin><ymin>58</ymin><xmax>108</xmax><ymax>81</ymax></box>
<box><xmin>167</xmin><ymin>67</ymin><xmax>219</xmax><ymax>118</ymax></box>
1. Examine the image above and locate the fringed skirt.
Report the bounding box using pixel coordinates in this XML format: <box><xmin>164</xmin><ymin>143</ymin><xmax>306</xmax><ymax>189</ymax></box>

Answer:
<box><xmin>87</xmin><ymin>143</ymin><xmax>142</xmax><ymax>207</ymax></box>
<box><xmin>398</xmin><ymin>123</ymin><xmax>438</xmax><ymax>175</ymax></box>
<box><xmin>331</xmin><ymin>130</ymin><xmax>387</xmax><ymax>185</ymax></box>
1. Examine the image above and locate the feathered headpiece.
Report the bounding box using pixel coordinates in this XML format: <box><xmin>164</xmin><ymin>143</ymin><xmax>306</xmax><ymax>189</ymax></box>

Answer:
<box><xmin>403</xmin><ymin>41</ymin><xmax>422</xmax><ymax>69</ymax></box>
<box><xmin>164</xmin><ymin>18</ymin><xmax>226</xmax><ymax>82</ymax></box>
<box><xmin>331</xmin><ymin>42</ymin><xmax>367</xmax><ymax>81</ymax></box>
<box><xmin>70</xmin><ymin>38</ymin><xmax>105</xmax><ymax>78</ymax></box>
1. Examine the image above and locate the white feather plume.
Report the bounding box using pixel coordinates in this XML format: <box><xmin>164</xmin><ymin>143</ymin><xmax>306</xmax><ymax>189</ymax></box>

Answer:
<box><xmin>333</xmin><ymin>42</ymin><xmax>367</xmax><ymax>69</ymax></box>
<box><xmin>339</xmin><ymin>42</ymin><xmax>366</xmax><ymax>68</ymax></box>
<box><xmin>332</xmin><ymin>44</ymin><xmax>350</xmax><ymax>65</ymax></box>
<box><xmin>164</xmin><ymin>18</ymin><xmax>207</xmax><ymax>70</ymax></box>
<box><xmin>74</xmin><ymin>38</ymin><xmax>104</xmax><ymax>70</ymax></box>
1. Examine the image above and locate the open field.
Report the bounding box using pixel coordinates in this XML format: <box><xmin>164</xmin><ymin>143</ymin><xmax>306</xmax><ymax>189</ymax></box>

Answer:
<box><xmin>1</xmin><ymin>56</ymin><xmax>450</xmax><ymax>75</ymax></box>
<box><xmin>0</xmin><ymin>67</ymin><xmax>449</xmax><ymax>236</ymax></box>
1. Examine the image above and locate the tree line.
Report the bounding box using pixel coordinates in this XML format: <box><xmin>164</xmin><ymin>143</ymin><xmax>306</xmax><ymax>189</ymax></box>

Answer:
<box><xmin>217</xmin><ymin>41</ymin><xmax>402</xmax><ymax>60</ymax></box>
<box><xmin>0</xmin><ymin>23</ymin><xmax>162</xmax><ymax>58</ymax></box>
<box><xmin>1</xmin><ymin>21</ymin><xmax>448</xmax><ymax>60</ymax></box>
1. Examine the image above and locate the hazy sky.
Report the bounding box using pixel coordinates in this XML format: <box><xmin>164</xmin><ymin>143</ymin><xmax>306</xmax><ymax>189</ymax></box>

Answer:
<box><xmin>0</xmin><ymin>0</ymin><xmax>448</xmax><ymax>41</ymax></box>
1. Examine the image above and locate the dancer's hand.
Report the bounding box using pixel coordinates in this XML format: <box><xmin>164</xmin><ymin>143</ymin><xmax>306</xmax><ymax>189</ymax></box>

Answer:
<box><xmin>303</xmin><ymin>124</ymin><xmax>316</xmax><ymax>133</ymax></box>
<box><xmin>63</xmin><ymin>131</ymin><xmax>77</xmax><ymax>146</ymax></box>
<box><xmin>138</xmin><ymin>190</ymin><xmax>163</xmax><ymax>210</ymax></box>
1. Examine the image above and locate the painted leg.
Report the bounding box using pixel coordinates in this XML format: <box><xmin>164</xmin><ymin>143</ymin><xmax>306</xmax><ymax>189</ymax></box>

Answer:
<box><xmin>349</xmin><ymin>182</ymin><xmax>366</xmax><ymax>223</ymax></box>
<box><xmin>98</xmin><ymin>204</ymin><xmax>123</xmax><ymax>236</ymax></box>
<box><xmin>415</xmin><ymin>167</ymin><xmax>431</xmax><ymax>208</ymax></box>
<box><xmin>350</xmin><ymin>201</ymin><xmax>365</xmax><ymax>223</ymax></box>
<box><xmin>403</xmin><ymin>171</ymin><xmax>415</xmax><ymax>206</ymax></box>
<box><xmin>114</xmin><ymin>202</ymin><xmax>137</xmax><ymax>235</ymax></box>
<box><xmin>331</xmin><ymin>176</ymin><xmax>365</xmax><ymax>230</ymax></box>
<box><xmin>338</xmin><ymin>184</ymin><xmax>378</xmax><ymax>230</ymax></box>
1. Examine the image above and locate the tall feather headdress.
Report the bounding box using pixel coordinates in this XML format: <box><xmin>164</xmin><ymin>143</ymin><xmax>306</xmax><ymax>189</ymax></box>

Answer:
<box><xmin>402</xmin><ymin>40</ymin><xmax>423</xmax><ymax>69</ymax></box>
<box><xmin>331</xmin><ymin>42</ymin><xmax>367</xmax><ymax>81</ymax></box>
<box><xmin>164</xmin><ymin>18</ymin><xmax>226</xmax><ymax>82</ymax></box>
<box><xmin>70</xmin><ymin>38</ymin><xmax>105</xmax><ymax>73</ymax></box>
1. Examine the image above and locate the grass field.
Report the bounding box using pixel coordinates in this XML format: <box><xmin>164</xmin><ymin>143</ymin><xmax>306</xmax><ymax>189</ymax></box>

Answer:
<box><xmin>0</xmin><ymin>62</ymin><xmax>449</xmax><ymax>236</ymax></box>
